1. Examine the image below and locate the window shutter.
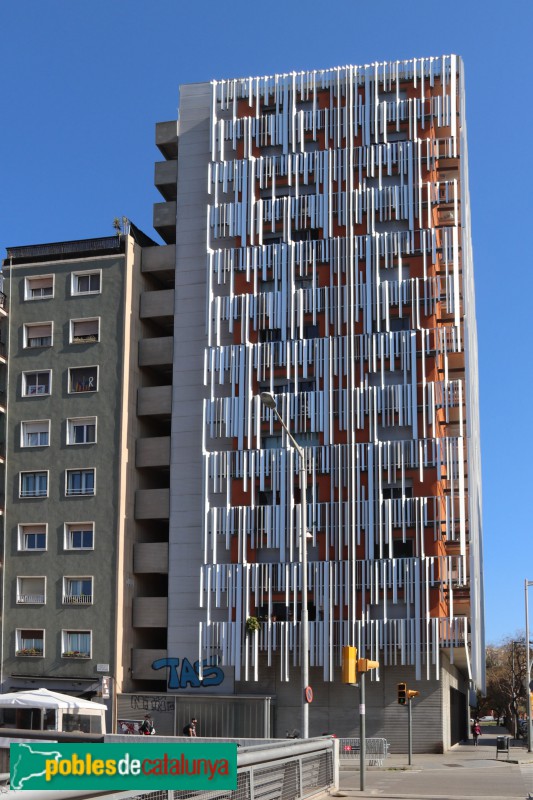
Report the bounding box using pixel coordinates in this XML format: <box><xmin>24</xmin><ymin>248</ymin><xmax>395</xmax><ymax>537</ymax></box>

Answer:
<box><xmin>27</xmin><ymin>324</ymin><xmax>52</xmax><ymax>338</ymax></box>
<box><xmin>73</xmin><ymin>320</ymin><xmax>98</xmax><ymax>336</ymax></box>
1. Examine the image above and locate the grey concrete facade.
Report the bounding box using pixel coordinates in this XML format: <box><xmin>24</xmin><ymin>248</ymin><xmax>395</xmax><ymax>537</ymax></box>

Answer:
<box><xmin>1</xmin><ymin>241</ymin><xmax>137</xmax><ymax>696</ymax></box>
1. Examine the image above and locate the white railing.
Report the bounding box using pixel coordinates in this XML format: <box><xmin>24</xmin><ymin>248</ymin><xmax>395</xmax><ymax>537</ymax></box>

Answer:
<box><xmin>63</xmin><ymin>594</ymin><xmax>92</xmax><ymax>605</ymax></box>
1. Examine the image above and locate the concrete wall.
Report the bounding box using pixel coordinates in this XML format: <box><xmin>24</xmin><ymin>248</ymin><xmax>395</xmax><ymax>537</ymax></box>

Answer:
<box><xmin>235</xmin><ymin>659</ymin><xmax>467</xmax><ymax>753</ymax></box>
<box><xmin>167</xmin><ymin>82</ymin><xmax>211</xmax><ymax>665</ymax></box>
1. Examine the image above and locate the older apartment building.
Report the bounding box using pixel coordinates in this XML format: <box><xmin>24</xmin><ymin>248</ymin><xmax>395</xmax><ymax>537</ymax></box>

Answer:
<box><xmin>1</xmin><ymin>54</ymin><xmax>484</xmax><ymax>751</ymax></box>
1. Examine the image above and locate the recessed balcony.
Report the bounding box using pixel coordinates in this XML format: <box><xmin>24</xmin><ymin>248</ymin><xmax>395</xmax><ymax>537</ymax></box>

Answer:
<box><xmin>135</xmin><ymin>489</ymin><xmax>170</xmax><ymax>520</ymax></box>
<box><xmin>136</xmin><ymin>437</ymin><xmax>170</xmax><ymax>468</ymax></box>
<box><xmin>132</xmin><ymin>648</ymin><xmax>167</xmax><ymax>679</ymax></box>
<box><xmin>137</xmin><ymin>386</ymin><xmax>172</xmax><ymax>417</ymax></box>
<box><xmin>133</xmin><ymin>597</ymin><xmax>168</xmax><ymax>628</ymax></box>
<box><xmin>138</xmin><ymin>337</ymin><xmax>173</xmax><ymax>369</ymax></box>
<box><xmin>133</xmin><ymin>542</ymin><xmax>169</xmax><ymax>574</ymax></box>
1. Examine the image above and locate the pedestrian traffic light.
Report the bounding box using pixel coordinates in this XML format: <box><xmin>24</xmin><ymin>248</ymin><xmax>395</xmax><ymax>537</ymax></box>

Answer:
<box><xmin>342</xmin><ymin>646</ymin><xmax>357</xmax><ymax>684</ymax></box>
<box><xmin>407</xmin><ymin>689</ymin><xmax>420</xmax><ymax>700</ymax></box>
<box><xmin>398</xmin><ymin>682</ymin><xmax>407</xmax><ymax>705</ymax></box>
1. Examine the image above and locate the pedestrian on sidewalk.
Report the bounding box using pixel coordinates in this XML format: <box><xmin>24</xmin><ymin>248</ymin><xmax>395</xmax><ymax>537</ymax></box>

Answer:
<box><xmin>471</xmin><ymin>719</ymin><xmax>481</xmax><ymax>746</ymax></box>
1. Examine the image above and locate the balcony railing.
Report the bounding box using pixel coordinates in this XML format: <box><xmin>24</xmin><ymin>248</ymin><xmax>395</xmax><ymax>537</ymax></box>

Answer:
<box><xmin>17</xmin><ymin>594</ymin><xmax>45</xmax><ymax>604</ymax></box>
<box><xmin>63</xmin><ymin>594</ymin><xmax>92</xmax><ymax>605</ymax></box>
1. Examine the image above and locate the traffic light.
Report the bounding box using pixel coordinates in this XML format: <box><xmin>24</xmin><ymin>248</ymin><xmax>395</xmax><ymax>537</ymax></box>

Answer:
<box><xmin>407</xmin><ymin>689</ymin><xmax>420</xmax><ymax>700</ymax></box>
<box><xmin>342</xmin><ymin>646</ymin><xmax>357</xmax><ymax>684</ymax></box>
<box><xmin>358</xmin><ymin>658</ymin><xmax>379</xmax><ymax>673</ymax></box>
<box><xmin>398</xmin><ymin>682</ymin><xmax>407</xmax><ymax>705</ymax></box>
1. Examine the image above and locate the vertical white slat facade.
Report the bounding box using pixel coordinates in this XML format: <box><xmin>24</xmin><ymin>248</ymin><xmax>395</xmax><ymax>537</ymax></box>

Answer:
<box><xmin>176</xmin><ymin>57</ymin><xmax>484</xmax><ymax>726</ymax></box>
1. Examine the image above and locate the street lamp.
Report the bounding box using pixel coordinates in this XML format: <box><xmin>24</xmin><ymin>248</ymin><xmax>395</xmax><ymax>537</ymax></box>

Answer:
<box><xmin>260</xmin><ymin>391</ymin><xmax>310</xmax><ymax>739</ymax></box>
<box><xmin>525</xmin><ymin>580</ymin><xmax>533</xmax><ymax>752</ymax></box>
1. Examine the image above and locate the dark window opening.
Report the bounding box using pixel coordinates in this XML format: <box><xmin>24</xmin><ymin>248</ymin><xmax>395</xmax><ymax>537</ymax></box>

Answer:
<box><xmin>392</xmin><ymin>540</ymin><xmax>414</xmax><ymax>558</ymax></box>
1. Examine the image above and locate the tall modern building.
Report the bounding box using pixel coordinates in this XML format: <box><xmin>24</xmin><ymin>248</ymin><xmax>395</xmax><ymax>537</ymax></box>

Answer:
<box><xmin>1</xmin><ymin>54</ymin><xmax>483</xmax><ymax>752</ymax></box>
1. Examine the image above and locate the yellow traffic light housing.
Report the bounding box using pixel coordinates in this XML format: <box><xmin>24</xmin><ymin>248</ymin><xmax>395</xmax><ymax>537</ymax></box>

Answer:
<box><xmin>407</xmin><ymin>689</ymin><xmax>420</xmax><ymax>700</ymax></box>
<box><xmin>358</xmin><ymin>658</ymin><xmax>379</xmax><ymax>673</ymax></box>
<box><xmin>342</xmin><ymin>646</ymin><xmax>357</xmax><ymax>684</ymax></box>
<box><xmin>397</xmin><ymin>682</ymin><xmax>407</xmax><ymax>705</ymax></box>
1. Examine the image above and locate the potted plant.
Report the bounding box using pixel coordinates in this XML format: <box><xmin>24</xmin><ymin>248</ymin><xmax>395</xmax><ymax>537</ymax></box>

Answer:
<box><xmin>245</xmin><ymin>616</ymin><xmax>260</xmax><ymax>633</ymax></box>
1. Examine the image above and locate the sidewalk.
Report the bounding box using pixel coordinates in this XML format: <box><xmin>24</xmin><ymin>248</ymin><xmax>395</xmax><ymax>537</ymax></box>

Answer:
<box><xmin>336</xmin><ymin>726</ymin><xmax>533</xmax><ymax>799</ymax></box>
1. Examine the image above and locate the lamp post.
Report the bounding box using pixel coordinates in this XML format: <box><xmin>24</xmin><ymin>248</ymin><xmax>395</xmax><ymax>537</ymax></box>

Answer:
<box><xmin>260</xmin><ymin>391</ymin><xmax>310</xmax><ymax>739</ymax></box>
<box><xmin>525</xmin><ymin>580</ymin><xmax>533</xmax><ymax>753</ymax></box>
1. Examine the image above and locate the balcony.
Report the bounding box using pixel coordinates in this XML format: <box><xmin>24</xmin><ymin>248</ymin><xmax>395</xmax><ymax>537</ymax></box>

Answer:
<box><xmin>156</xmin><ymin>120</ymin><xmax>178</xmax><ymax>160</ymax></box>
<box><xmin>135</xmin><ymin>489</ymin><xmax>170</xmax><ymax>520</ymax></box>
<box><xmin>17</xmin><ymin>594</ymin><xmax>45</xmax><ymax>604</ymax></box>
<box><xmin>133</xmin><ymin>542</ymin><xmax>169</xmax><ymax>574</ymax></box>
<box><xmin>155</xmin><ymin>160</ymin><xmax>177</xmax><ymax>201</ymax></box>
<box><xmin>138</xmin><ymin>337</ymin><xmax>173</xmax><ymax>369</ymax></box>
<box><xmin>133</xmin><ymin>596</ymin><xmax>168</xmax><ymax>628</ymax></box>
<box><xmin>153</xmin><ymin>201</ymin><xmax>176</xmax><ymax>245</ymax></box>
<box><xmin>136</xmin><ymin>437</ymin><xmax>170</xmax><ymax>469</ymax></box>
<box><xmin>140</xmin><ymin>289</ymin><xmax>175</xmax><ymax>321</ymax></box>
<box><xmin>63</xmin><ymin>594</ymin><xmax>93</xmax><ymax>605</ymax></box>
<box><xmin>142</xmin><ymin>245</ymin><xmax>176</xmax><ymax>286</ymax></box>
<box><xmin>132</xmin><ymin>648</ymin><xmax>167</xmax><ymax>679</ymax></box>
<box><xmin>137</xmin><ymin>386</ymin><xmax>172</xmax><ymax>417</ymax></box>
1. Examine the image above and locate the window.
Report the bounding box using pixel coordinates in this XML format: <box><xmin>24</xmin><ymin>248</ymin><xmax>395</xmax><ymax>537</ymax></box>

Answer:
<box><xmin>262</xmin><ymin>435</ymin><xmax>283</xmax><ymax>450</ymax></box>
<box><xmin>389</xmin><ymin>316</ymin><xmax>410</xmax><ymax>332</ymax></box>
<box><xmin>17</xmin><ymin>577</ymin><xmax>46</xmax><ymax>604</ymax></box>
<box><xmin>392</xmin><ymin>540</ymin><xmax>414</xmax><ymax>558</ymax></box>
<box><xmin>382</xmin><ymin>485</ymin><xmax>413</xmax><ymax>499</ymax></box>
<box><xmin>69</xmin><ymin>366</ymin><xmax>98</xmax><ymax>393</ymax></box>
<box><xmin>64</xmin><ymin>523</ymin><xmax>94</xmax><ymax>550</ymax></box>
<box><xmin>67</xmin><ymin>417</ymin><xmax>96</xmax><ymax>445</ymax></box>
<box><xmin>25</xmin><ymin>275</ymin><xmax>54</xmax><ymax>300</ymax></box>
<box><xmin>24</xmin><ymin>322</ymin><xmax>53</xmax><ymax>348</ymax></box>
<box><xmin>62</xmin><ymin>630</ymin><xmax>91</xmax><ymax>658</ymax></box>
<box><xmin>72</xmin><ymin>271</ymin><xmax>101</xmax><ymax>295</ymax></box>
<box><xmin>63</xmin><ymin>577</ymin><xmax>93</xmax><ymax>604</ymax></box>
<box><xmin>303</xmin><ymin>323</ymin><xmax>320</xmax><ymax>340</ymax></box>
<box><xmin>22</xmin><ymin>370</ymin><xmax>51</xmax><ymax>397</ymax></box>
<box><xmin>16</xmin><ymin>629</ymin><xmax>44</xmax><ymax>657</ymax></box>
<box><xmin>18</xmin><ymin>524</ymin><xmax>47</xmax><ymax>551</ymax></box>
<box><xmin>259</xmin><ymin>328</ymin><xmax>283</xmax><ymax>343</ymax></box>
<box><xmin>21</xmin><ymin>420</ymin><xmax>50</xmax><ymax>447</ymax></box>
<box><xmin>20</xmin><ymin>471</ymin><xmax>48</xmax><ymax>498</ymax></box>
<box><xmin>70</xmin><ymin>318</ymin><xmax>100</xmax><ymax>344</ymax></box>
<box><xmin>66</xmin><ymin>469</ymin><xmax>95</xmax><ymax>497</ymax></box>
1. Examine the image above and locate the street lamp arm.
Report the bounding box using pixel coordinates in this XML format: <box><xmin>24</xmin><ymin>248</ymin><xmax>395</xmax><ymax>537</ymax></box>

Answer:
<box><xmin>260</xmin><ymin>392</ymin><xmax>306</xmax><ymax>462</ymax></box>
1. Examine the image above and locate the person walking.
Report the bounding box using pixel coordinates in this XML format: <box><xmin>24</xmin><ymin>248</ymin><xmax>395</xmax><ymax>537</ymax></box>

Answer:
<box><xmin>472</xmin><ymin>720</ymin><xmax>481</xmax><ymax>746</ymax></box>
<box><xmin>139</xmin><ymin>714</ymin><xmax>155</xmax><ymax>735</ymax></box>
<box><xmin>183</xmin><ymin>717</ymin><xmax>198</xmax><ymax>737</ymax></box>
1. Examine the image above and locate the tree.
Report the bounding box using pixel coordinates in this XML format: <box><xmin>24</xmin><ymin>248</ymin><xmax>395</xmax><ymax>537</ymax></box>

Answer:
<box><xmin>480</xmin><ymin>635</ymin><xmax>528</xmax><ymax>737</ymax></box>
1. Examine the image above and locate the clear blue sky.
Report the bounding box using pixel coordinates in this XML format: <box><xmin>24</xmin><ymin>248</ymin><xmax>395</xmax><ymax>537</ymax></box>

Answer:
<box><xmin>2</xmin><ymin>0</ymin><xmax>531</xmax><ymax>645</ymax></box>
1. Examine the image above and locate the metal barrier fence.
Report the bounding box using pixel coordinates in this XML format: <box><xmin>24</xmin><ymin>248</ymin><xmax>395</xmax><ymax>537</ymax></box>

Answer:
<box><xmin>0</xmin><ymin>736</ymin><xmax>337</xmax><ymax>800</ymax></box>
<box><xmin>338</xmin><ymin>737</ymin><xmax>389</xmax><ymax>766</ymax></box>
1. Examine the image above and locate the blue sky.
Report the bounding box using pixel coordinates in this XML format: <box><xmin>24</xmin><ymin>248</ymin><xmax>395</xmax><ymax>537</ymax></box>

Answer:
<box><xmin>1</xmin><ymin>0</ymin><xmax>531</xmax><ymax>645</ymax></box>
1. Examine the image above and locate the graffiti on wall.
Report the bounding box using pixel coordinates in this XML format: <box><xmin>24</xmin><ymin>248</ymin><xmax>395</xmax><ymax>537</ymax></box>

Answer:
<box><xmin>151</xmin><ymin>656</ymin><xmax>224</xmax><ymax>690</ymax></box>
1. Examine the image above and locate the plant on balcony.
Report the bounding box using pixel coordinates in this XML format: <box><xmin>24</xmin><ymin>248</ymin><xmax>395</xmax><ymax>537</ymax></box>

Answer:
<box><xmin>62</xmin><ymin>651</ymin><xmax>89</xmax><ymax>658</ymax></box>
<box><xmin>245</xmin><ymin>616</ymin><xmax>260</xmax><ymax>634</ymax></box>
<box><xmin>16</xmin><ymin>648</ymin><xmax>43</xmax><ymax>656</ymax></box>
